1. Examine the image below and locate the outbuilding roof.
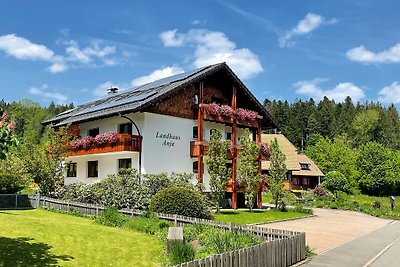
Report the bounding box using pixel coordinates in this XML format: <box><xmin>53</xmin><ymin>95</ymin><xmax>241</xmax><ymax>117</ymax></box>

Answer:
<box><xmin>43</xmin><ymin>62</ymin><xmax>276</xmax><ymax>128</ymax></box>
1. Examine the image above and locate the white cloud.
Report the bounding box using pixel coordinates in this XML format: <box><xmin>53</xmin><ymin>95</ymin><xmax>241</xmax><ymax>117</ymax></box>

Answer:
<box><xmin>159</xmin><ymin>29</ymin><xmax>263</xmax><ymax>79</ymax></box>
<box><xmin>159</xmin><ymin>29</ymin><xmax>186</xmax><ymax>47</ymax></box>
<box><xmin>378</xmin><ymin>82</ymin><xmax>400</xmax><ymax>103</ymax></box>
<box><xmin>346</xmin><ymin>44</ymin><xmax>400</xmax><ymax>64</ymax></box>
<box><xmin>293</xmin><ymin>78</ymin><xmax>365</xmax><ymax>102</ymax></box>
<box><xmin>93</xmin><ymin>81</ymin><xmax>120</xmax><ymax>97</ymax></box>
<box><xmin>28</xmin><ymin>84</ymin><xmax>67</xmax><ymax>104</ymax></box>
<box><xmin>279</xmin><ymin>13</ymin><xmax>337</xmax><ymax>47</ymax></box>
<box><xmin>47</xmin><ymin>62</ymin><xmax>68</xmax><ymax>73</ymax></box>
<box><xmin>131</xmin><ymin>66</ymin><xmax>184</xmax><ymax>87</ymax></box>
<box><xmin>65</xmin><ymin>40</ymin><xmax>116</xmax><ymax>64</ymax></box>
<box><xmin>0</xmin><ymin>34</ymin><xmax>55</xmax><ymax>61</ymax></box>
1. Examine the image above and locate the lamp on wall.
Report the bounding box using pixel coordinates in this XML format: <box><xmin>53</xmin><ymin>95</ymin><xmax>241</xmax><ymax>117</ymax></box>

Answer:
<box><xmin>118</xmin><ymin>113</ymin><xmax>142</xmax><ymax>180</ymax></box>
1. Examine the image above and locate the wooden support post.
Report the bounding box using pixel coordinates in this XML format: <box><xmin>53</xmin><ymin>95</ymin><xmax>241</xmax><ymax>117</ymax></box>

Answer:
<box><xmin>257</xmin><ymin>121</ymin><xmax>262</xmax><ymax>209</ymax></box>
<box><xmin>197</xmin><ymin>81</ymin><xmax>204</xmax><ymax>186</ymax></box>
<box><xmin>232</xmin><ymin>86</ymin><xmax>238</xmax><ymax>209</ymax></box>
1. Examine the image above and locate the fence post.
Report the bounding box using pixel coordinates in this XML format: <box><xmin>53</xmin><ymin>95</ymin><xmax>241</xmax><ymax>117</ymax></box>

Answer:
<box><xmin>15</xmin><ymin>194</ymin><xmax>18</xmax><ymax>209</ymax></box>
<box><xmin>174</xmin><ymin>214</ymin><xmax>177</xmax><ymax>226</ymax></box>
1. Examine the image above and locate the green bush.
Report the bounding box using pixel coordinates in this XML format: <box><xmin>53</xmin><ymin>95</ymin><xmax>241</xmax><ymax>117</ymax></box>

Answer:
<box><xmin>289</xmin><ymin>204</ymin><xmax>314</xmax><ymax>215</ymax></box>
<box><xmin>150</xmin><ymin>187</ymin><xmax>211</xmax><ymax>219</ymax></box>
<box><xmin>168</xmin><ymin>241</ymin><xmax>195</xmax><ymax>265</ymax></box>
<box><xmin>0</xmin><ymin>173</ymin><xmax>24</xmax><ymax>193</ymax></box>
<box><xmin>95</xmin><ymin>208</ymin><xmax>128</xmax><ymax>227</ymax></box>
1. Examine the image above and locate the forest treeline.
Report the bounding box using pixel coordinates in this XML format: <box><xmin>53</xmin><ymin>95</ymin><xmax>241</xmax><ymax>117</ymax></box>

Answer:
<box><xmin>264</xmin><ymin>96</ymin><xmax>400</xmax><ymax>151</ymax></box>
<box><xmin>264</xmin><ymin>96</ymin><xmax>400</xmax><ymax>196</ymax></box>
<box><xmin>0</xmin><ymin>99</ymin><xmax>73</xmax><ymax>144</ymax></box>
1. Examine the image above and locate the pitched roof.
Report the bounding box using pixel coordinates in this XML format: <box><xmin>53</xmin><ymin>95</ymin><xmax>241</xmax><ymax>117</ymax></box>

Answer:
<box><xmin>261</xmin><ymin>134</ymin><xmax>300</xmax><ymax>171</ymax></box>
<box><xmin>43</xmin><ymin>63</ymin><xmax>276</xmax><ymax>128</ymax></box>
<box><xmin>292</xmin><ymin>154</ymin><xmax>324</xmax><ymax>177</ymax></box>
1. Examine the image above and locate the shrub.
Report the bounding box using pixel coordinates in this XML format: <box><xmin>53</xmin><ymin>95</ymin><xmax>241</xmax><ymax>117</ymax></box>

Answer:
<box><xmin>322</xmin><ymin>171</ymin><xmax>352</xmax><ymax>197</ymax></box>
<box><xmin>124</xmin><ymin>211</ymin><xmax>173</xmax><ymax>235</ymax></box>
<box><xmin>150</xmin><ymin>187</ymin><xmax>211</xmax><ymax>219</ymax></box>
<box><xmin>0</xmin><ymin>173</ymin><xmax>24</xmax><ymax>193</ymax></box>
<box><xmin>168</xmin><ymin>242</ymin><xmax>195</xmax><ymax>265</ymax></box>
<box><xmin>289</xmin><ymin>204</ymin><xmax>314</xmax><ymax>215</ymax></box>
<box><xmin>95</xmin><ymin>208</ymin><xmax>128</xmax><ymax>227</ymax></box>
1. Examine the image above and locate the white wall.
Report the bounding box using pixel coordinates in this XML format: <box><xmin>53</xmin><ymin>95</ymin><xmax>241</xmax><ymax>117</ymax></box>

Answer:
<box><xmin>64</xmin><ymin>152</ymin><xmax>139</xmax><ymax>185</ymax></box>
<box><xmin>66</xmin><ymin>111</ymin><xmax>254</xmax><ymax>191</ymax></box>
<box><xmin>79</xmin><ymin>113</ymin><xmax>144</xmax><ymax>136</ymax></box>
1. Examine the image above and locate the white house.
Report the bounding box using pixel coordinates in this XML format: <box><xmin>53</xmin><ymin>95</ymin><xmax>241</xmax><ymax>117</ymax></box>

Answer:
<box><xmin>44</xmin><ymin>63</ymin><xmax>276</xmax><ymax>208</ymax></box>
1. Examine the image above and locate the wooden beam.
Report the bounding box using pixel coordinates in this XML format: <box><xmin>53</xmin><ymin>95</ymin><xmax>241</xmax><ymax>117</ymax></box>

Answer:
<box><xmin>197</xmin><ymin>81</ymin><xmax>204</xmax><ymax>186</ymax></box>
<box><xmin>257</xmin><ymin>121</ymin><xmax>262</xmax><ymax>209</ymax></box>
<box><xmin>231</xmin><ymin>86</ymin><xmax>237</xmax><ymax>209</ymax></box>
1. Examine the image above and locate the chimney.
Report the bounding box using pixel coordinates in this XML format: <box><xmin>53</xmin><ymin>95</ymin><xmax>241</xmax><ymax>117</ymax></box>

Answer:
<box><xmin>107</xmin><ymin>87</ymin><xmax>119</xmax><ymax>94</ymax></box>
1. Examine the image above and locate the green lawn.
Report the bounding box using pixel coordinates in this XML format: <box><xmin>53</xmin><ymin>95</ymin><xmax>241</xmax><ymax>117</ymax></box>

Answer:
<box><xmin>0</xmin><ymin>209</ymin><xmax>164</xmax><ymax>267</ymax></box>
<box><xmin>262</xmin><ymin>193</ymin><xmax>273</xmax><ymax>204</ymax></box>
<box><xmin>213</xmin><ymin>210</ymin><xmax>309</xmax><ymax>224</ymax></box>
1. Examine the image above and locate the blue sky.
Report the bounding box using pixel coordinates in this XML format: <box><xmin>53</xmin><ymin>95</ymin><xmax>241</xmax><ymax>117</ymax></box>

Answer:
<box><xmin>1</xmin><ymin>1</ymin><xmax>400</xmax><ymax>107</ymax></box>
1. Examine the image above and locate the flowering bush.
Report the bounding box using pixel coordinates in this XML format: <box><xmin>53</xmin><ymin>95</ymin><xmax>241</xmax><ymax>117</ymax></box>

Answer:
<box><xmin>260</xmin><ymin>143</ymin><xmax>270</xmax><ymax>156</ymax></box>
<box><xmin>313</xmin><ymin>187</ymin><xmax>326</xmax><ymax>196</ymax></box>
<box><xmin>107</xmin><ymin>132</ymin><xmax>119</xmax><ymax>144</ymax></box>
<box><xmin>236</xmin><ymin>108</ymin><xmax>258</xmax><ymax>121</ymax></box>
<box><xmin>0</xmin><ymin>112</ymin><xmax>18</xmax><ymax>160</ymax></box>
<box><xmin>220</xmin><ymin>105</ymin><xmax>233</xmax><ymax>116</ymax></box>
<box><xmin>208</xmin><ymin>103</ymin><xmax>221</xmax><ymax>114</ymax></box>
<box><xmin>94</xmin><ymin>133</ymin><xmax>107</xmax><ymax>145</ymax></box>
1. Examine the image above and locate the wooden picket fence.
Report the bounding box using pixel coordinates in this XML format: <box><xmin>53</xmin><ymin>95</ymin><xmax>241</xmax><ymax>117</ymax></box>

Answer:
<box><xmin>31</xmin><ymin>196</ymin><xmax>306</xmax><ymax>267</ymax></box>
<box><xmin>0</xmin><ymin>194</ymin><xmax>39</xmax><ymax>209</ymax></box>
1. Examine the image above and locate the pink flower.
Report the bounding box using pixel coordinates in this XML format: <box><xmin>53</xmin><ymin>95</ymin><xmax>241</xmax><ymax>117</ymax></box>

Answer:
<box><xmin>81</xmin><ymin>136</ymin><xmax>93</xmax><ymax>149</ymax></box>
<box><xmin>71</xmin><ymin>138</ymin><xmax>82</xmax><ymax>149</ymax></box>
<box><xmin>107</xmin><ymin>132</ymin><xmax>119</xmax><ymax>143</ymax></box>
<box><xmin>220</xmin><ymin>105</ymin><xmax>233</xmax><ymax>116</ymax></box>
<box><xmin>1</xmin><ymin>112</ymin><xmax>8</xmax><ymax>122</ymax></box>
<box><xmin>208</xmin><ymin>103</ymin><xmax>221</xmax><ymax>114</ymax></box>
<box><xmin>8</xmin><ymin>120</ymin><xmax>16</xmax><ymax>130</ymax></box>
<box><xmin>94</xmin><ymin>133</ymin><xmax>107</xmax><ymax>145</ymax></box>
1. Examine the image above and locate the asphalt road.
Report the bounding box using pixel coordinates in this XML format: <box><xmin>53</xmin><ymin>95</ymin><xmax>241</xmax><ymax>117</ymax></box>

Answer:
<box><xmin>303</xmin><ymin>221</ymin><xmax>400</xmax><ymax>267</ymax></box>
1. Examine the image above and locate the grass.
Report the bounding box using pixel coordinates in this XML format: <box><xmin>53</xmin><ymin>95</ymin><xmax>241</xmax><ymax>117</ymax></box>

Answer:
<box><xmin>0</xmin><ymin>208</ymin><xmax>164</xmax><ymax>267</ymax></box>
<box><xmin>261</xmin><ymin>193</ymin><xmax>273</xmax><ymax>204</ymax></box>
<box><xmin>213</xmin><ymin>210</ymin><xmax>309</xmax><ymax>224</ymax></box>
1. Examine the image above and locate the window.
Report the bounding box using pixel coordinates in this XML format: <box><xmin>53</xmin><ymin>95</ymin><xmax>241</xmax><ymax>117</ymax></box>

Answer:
<box><xmin>194</xmin><ymin>94</ymin><xmax>199</xmax><ymax>104</ymax></box>
<box><xmin>211</xmin><ymin>97</ymin><xmax>223</xmax><ymax>104</ymax></box>
<box><xmin>66</xmin><ymin>162</ymin><xmax>77</xmax><ymax>177</ymax></box>
<box><xmin>292</xmin><ymin>177</ymin><xmax>299</xmax><ymax>185</ymax></box>
<box><xmin>88</xmin><ymin>161</ymin><xmax>98</xmax><ymax>178</ymax></box>
<box><xmin>193</xmin><ymin>161</ymin><xmax>198</xmax><ymax>174</ymax></box>
<box><xmin>302</xmin><ymin>177</ymin><xmax>309</xmax><ymax>185</ymax></box>
<box><xmin>300</xmin><ymin>164</ymin><xmax>310</xmax><ymax>170</ymax></box>
<box><xmin>119</xmin><ymin>123</ymin><xmax>132</xmax><ymax>134</ymax></box>
<box><xmin>226</xmin><ymin>132</ymin><xmax>232</xmax><ymax>141</ymax></box>
<box><xmin>118</xmin><ymin>158</ymin><xmax>132</xmax><ymax>172</ymax></box>
<box><xmin>193</xmin><ymin>126</ymin><xmax>198</xmax><ymax>139</ymax></box>
<box><xmin>226</xmin><ymin>162</ymin><xmax>232</xmax><ymax>171</ymax></box>
<box><xmin>88</xmin><ymin>128</ymin><xmax>99</xmax><ymax>137</ymax></box>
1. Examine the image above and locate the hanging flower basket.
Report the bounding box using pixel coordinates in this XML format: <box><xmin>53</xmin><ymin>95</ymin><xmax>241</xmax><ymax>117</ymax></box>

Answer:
<box><xmin>220</xmin><ymin>105</ymin><xmax>233</xmax><ymax>116</ymax></box>
<box><xmin>107</xmin><ymin>132</ymin><xmax>119</xmax><ymax>144</ymax></box>
<box><xmin>94</xmin><ymin>133</ymin><xmax>108</xmax><ymax>145</ymax></box>
<box><xmin>208</xmin><ymin>103</ymin><xmax>221</xmax><ymax>115</ymax></box>
<box><xmin>236</xmin><ymin>108</ymin><xmax>258</xmax><ymax>121</ymax></box>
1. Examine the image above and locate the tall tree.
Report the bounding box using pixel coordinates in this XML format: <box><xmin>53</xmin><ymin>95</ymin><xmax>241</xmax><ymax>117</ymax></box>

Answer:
<box><xmin>238</xmin><ymin>129</ymin><xmax>260</xmax><ymax>211</ymax></box>
<box><xmin>269</xmin><ymin>138</ymin><xmax>287</xmax><ymax>209</ymax></box>
<box><xmin>206</xmin><ymin>129</ymin><xmax>231</xmax><ymax>212</ymax></box>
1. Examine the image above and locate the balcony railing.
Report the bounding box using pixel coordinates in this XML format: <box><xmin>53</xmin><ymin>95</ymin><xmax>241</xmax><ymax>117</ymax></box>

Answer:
<box><xmin>66</xmin><ymin>134</ymin><xmax>142</xmax><ymax>156</ymax></box>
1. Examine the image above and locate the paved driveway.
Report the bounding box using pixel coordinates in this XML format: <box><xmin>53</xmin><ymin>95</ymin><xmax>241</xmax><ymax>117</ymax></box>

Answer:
<box><xmin>258</xmin><ymin>208</ymin><xmax>391</xmax><ymax>254</ymax></box>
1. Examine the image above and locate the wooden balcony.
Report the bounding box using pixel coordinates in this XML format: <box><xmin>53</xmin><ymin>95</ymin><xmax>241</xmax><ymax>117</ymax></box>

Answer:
<box><xmin>66</xmin><ymin>134</ymin><xmax>142</xmax><ymax>156</ymax></box>
<box><xmin>200</xmin><ymin>104</ymin><xmax>261</xmax><ymax>128</ymax></box>
<box><xmin>190</xmin><ymin>141</ymin><xmax>238</xmax><ymax>159</ymax></box>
